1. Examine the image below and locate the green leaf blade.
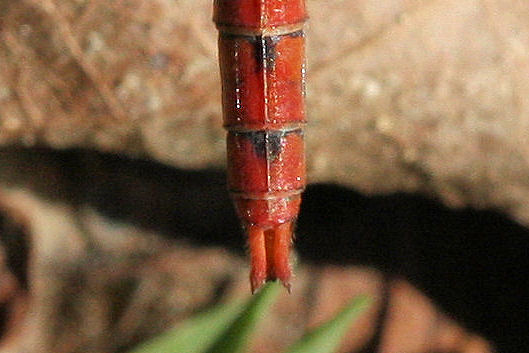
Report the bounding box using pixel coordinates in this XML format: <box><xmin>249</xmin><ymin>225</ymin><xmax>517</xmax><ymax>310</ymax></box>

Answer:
<box><xmin>127</xmin><ymin>299</ymin><xmax>245</xmax><ymax>353</ymax></box>
<box><xmin>285</xmin><ymin>295</ymin><xmax>371</xmax><ymax>353</ymax></box>
<box><xmin>207</xmin><ymin>281</ymin><xmax>281</xmax><ymax>353</ymax></box>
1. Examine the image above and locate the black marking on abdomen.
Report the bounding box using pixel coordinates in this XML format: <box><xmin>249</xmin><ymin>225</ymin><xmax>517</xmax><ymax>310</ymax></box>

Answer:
<box><xmin>258</xmin><ymin>30</ymin><xmax>304</xmax><ymax>72</ymax></box>
<box><xmin>237</xmin><ymin>129</ymin><xmax>302</xmax><ymax>160</ymax></box>
<box><xmin>221</xmin><ymin>30</ymin><xmax>303</xmax><ymax>73</ymax></box>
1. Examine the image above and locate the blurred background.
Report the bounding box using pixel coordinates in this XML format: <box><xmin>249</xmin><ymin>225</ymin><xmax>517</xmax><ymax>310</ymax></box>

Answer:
<box><xmin>1</xmin><ymin>0</ymin><xmax>529</xmax><ymax>352</ymax></box>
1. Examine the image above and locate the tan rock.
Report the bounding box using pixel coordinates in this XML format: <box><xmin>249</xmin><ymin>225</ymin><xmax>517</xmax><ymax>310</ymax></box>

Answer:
<box><xmin>1</xmin><ymin>0</ymin><xmax>529</xmax><ymax>223</ymax></box>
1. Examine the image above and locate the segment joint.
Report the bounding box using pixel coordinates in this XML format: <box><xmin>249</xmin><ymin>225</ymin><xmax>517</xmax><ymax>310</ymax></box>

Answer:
<box><xmin>217</xmin><ymin>22</ymin><xmax>305</xmax><ymax>37</ymax></box>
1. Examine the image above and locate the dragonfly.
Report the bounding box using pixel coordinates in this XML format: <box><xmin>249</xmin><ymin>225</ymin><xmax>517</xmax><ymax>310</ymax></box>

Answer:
<box><xmin>214</xmin><ymin>0</ymin><xmax>307</xmax><ymax>293</ymax></box>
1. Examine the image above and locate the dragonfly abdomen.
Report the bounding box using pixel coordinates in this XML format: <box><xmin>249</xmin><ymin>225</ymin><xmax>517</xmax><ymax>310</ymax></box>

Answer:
<box><xmin>215</xmin><ymin>0</ymin><xmax>307</xmax><ymax>293</ymax></box>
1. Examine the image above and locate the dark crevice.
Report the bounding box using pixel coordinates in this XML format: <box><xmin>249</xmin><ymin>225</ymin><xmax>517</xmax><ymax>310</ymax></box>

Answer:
<box><xmin>355</xmin><ymin>273</ymin><xmax>393</xmax><ymax>353</ymax></box>
<box><xmin>0</xmin><ymin>212</ymin><xmax>29</xmax><ymax>291</ymax></box>
<box><xmin>0</xmin><ymin>205</ymin><xmax>30</xmax><ymax>340</ymax></box>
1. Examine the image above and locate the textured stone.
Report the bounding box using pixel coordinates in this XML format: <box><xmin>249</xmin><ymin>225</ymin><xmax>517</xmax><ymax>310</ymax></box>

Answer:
<box><xmin>1</xmin><ymin>0</ymin><xmax>529</xmax><ymax>224</ymax></box>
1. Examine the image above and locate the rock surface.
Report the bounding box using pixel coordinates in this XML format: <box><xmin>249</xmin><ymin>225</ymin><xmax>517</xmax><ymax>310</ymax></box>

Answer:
<box><xmin>0</xmin><ymin>149</ymin><xmax>497</xmax><ymax>353</ymax></box>
<box><xmin>1</xmin><ymin>1</ymin><xmax>528</xmax><ymax>352</ymax></box>
<box><xmin>1</xmin><ymin>0</ymin><xmax>529</xmax><ymax>224</ymax></box>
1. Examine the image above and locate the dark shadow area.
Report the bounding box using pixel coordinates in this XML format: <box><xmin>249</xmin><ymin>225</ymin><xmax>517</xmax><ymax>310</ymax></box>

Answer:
<box><xmin>298</xmin><ymin>184</ymin><xmax>528</xmax><ymax>352</ymax></box>
<box><xmin>0</xmin><ymin>147</ymin><xmax>527</xmax><ymax>352</ymax></box>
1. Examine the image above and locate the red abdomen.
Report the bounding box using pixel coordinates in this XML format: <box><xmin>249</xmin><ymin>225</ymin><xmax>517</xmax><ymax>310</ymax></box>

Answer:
<box><xmin>214</xmin><ymin>0</ymin><xmax>307</xmax><ymax>293</ymax></box>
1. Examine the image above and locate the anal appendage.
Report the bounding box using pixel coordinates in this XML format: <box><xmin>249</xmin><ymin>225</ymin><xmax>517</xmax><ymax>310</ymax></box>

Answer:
<box><xmin>248</xmin><ymin>222</ymin><xmax>294</xmax><ymax>294</ymax></box>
